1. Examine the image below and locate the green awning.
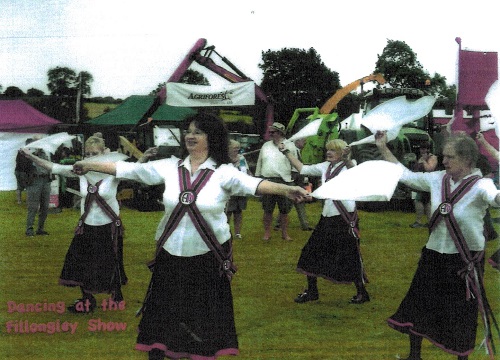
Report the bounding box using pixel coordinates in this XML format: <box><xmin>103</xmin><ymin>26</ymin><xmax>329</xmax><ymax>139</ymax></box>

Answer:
<box><xmin>88</xmin><ymin>95</ymin><xmax>196</xmax><ymax>126</ymax></box>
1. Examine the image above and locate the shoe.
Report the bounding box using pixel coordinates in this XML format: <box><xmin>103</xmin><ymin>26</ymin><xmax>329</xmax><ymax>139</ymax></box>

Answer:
<box><xmin>302</xmin><ymin>227</ymin><xmax>314</xmax><ymax>231</ymax></box>
<box><xmin>235</xmin><ymin>233</ymin><xmax>242</xmax><ymax>239</ymax></box>
<box><xmin>25</xmin><ymin>228</ymin><xmax>34</xmax><ymax>237</ymax></box>
<box><xmin>262</xmin><ymin>236</ymin><xmax>270</xmax><ymax>241</ymax></box>
<box><xmin>409</xmin><ymin>222</ymin><xmax>424</xmax><ymax>228</ymax></box>
<box><xmin>67</xmin><ymin>297</ymin><xmax>97</xmax><ymax>314</ymax></box>
<box><xmin>349</xmin><ymin>293</ymin><xmax>370</xmax><ymax>304</ymax></box>
<box><xmin>294</xmin><ymin>290</ymin><xmax>319</xmax><ymax>303</ymax></box>
<box><xmin>36</xmin><ymin>230</ymin><xmax>49</xmax><ymax>235</ymax></box>
<box><xmin>282</xmin><ymin>236</ymin><xmax>293</xmax><ymax>241</ymax></box>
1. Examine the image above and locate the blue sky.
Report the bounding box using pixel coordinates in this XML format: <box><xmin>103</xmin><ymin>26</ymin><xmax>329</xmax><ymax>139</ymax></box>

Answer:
<box><xmin>1</xmin><ymin>0</ymin><xmax>499</xmax><ymax>99</ymax></box>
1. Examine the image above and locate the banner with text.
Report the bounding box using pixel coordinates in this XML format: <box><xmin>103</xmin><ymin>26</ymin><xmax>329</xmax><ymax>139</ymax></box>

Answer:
<box><xmin>166</xmin><ymin>82</ymin><xmax>255</xmax><ymax>107</ymax></box>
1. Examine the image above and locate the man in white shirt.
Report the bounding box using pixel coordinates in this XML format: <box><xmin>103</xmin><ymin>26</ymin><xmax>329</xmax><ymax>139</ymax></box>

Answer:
<box><xmin>255</xmin><ymin>122</ymin><xmax>299</xmax><ymax>241</ymax></box>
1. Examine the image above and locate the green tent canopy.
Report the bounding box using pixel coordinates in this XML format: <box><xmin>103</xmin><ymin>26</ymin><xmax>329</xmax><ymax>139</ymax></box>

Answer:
<box><xmin>88</xmin><ymin>95</ymin><xmax>196</xmax><ymax>126</ymax></box>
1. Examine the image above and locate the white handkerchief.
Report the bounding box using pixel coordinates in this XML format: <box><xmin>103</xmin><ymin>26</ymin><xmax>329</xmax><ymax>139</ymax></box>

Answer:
<box><xmin>311</xmin><ymin>160</ymin><xmax>404</xmax><ymax>201</ymax></box>
<box><xmin>24</xmin><ymin>132</ymin><xmax>76</xmax><ymax>154</ymax></box>
<box><xmin>350</xmin><ymin>95</ymin><xmax>436</xmax><ymax>146</ymax></box>
<box><xmin>288</xmin><ymin>118</ymin><xmax>322</xmax><ymax>142</ymax></box>
<box><xmin>88</xmin><ymin>152</ymin><xmax>129</xmax><ymax>163</ymax></box>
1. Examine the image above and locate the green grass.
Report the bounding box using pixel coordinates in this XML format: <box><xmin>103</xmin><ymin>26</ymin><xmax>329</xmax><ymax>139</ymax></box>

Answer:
<box><xmin>84</xmin><ymin>103</ymin><xmax>118</xmax><ymax>119</ymax></box>
<box><xmin>0</xmin><ymin>191</ymin><xmax>499</xmax><ymax>359</ymax></box>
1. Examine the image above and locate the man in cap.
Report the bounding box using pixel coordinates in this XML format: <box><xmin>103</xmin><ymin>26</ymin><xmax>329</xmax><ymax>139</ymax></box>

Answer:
<box><xmin>255</xmin><ymin>122</ymin><xmax>299</xmax><ymax>241</ymax></box>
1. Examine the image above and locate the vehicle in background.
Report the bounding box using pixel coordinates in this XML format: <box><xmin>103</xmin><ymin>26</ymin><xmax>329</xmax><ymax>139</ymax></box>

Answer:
<box><xmin>286</xmin><ymin>77</ymin><xmax>437</xmax><ymax>205</ymax></box>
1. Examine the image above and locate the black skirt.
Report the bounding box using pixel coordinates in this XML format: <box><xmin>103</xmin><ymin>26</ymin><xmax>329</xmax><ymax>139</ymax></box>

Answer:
<box><xmin>387</xmin><ymin>247</ymin><xmax>481</xmax><ymax>356</ymax></box>
<box><xmin>296</xmin><ymin>215</ymin><xmax>365</xmax><ymax>284</ymax></box>
<box><xmin>135</xmin><ymin>242</ymin><xmax>239</xmax><ymax>359</ymax></box>
<box><xmin>59</xmin><ymin>223</ymin><xmax>127</xmax><ymax>295</ymax></box>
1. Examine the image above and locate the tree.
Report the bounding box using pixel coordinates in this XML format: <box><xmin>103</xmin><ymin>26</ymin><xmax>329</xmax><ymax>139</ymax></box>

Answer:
<box><xmin>4</xmin><ymin>86</ymin><xmax>25</xmax><ymax>98</ymax></box>
<box><xmin>45</xmin><ymin>67</ymin><xmax>93</xmax><ymax>123</ymax></box>
<box><xmin>27</xmin><ymin>88</ymin><xmax>45</xmax><ymax>97</ymax></box>
<box><xmin>259</xmin><ymin>48</ymin><xmax>341</xmax><ymax>123</ymax></box>
<box><xmin>47</xmin><ymin>67</ymin><xmax>77</xmax><ymax>97</ymax></box>
<box><xmin>180</xmin><ymin>69</ymin><xmax>210</xmax><ymax>86</ymax></box>
<box><xmin>374</xmin><ymin>39</ymin><xmax>456</xmax><ymax>108</ymax></box>
<box><xmin>149</xmin><ymin>69</ymin><xmax>210</xmax><ymax>96</ymax></box>
<box><xmin>76</xmin><ymin>71</ymin><xmax>94</xmax><ymax>97</ymax></box>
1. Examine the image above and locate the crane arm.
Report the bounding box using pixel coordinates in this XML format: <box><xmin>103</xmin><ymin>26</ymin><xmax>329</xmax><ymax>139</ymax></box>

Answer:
<box><xmin>319</xmin><ymin>73</ymin><xmax>385</xmax><ymax>114</ymax></box>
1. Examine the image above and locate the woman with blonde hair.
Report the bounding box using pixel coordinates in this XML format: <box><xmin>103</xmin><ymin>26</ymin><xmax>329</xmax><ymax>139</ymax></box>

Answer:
<box><xmin>281</xmin><ymin>138</ymin><xmax>370</xmax><ymax>304</ymax></box>
<box><xmin>21</xmin><ymin>134</ymin><xmax>127</xmax><ymax>313</ymax></box>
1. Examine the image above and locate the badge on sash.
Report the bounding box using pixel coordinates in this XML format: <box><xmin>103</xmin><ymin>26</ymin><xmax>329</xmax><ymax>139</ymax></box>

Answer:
<box><xmin>439</xmin><ymin>202</ymin><xmax>452</xmax><ymax>215</ymax></box>
<box><xmin>87</xmin><ymin>184</ymin><xmax>97</xmax><ymax>194</ymax></box>
<box><xmin>179</xmin><ymin>190</ymin><xmax>197</xmax><ymax>205</ymax></box>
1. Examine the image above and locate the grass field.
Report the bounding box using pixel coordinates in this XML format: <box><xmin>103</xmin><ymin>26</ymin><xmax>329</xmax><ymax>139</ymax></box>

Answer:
<box><xmin>84</xmin><ymin>102</ymin><xmax>119</xmax><ymax>119</ymax></box>
<box><xmin>0</xmin><ymin>191</ymin><xmax>499</xmax><ymax>360</ymax></box>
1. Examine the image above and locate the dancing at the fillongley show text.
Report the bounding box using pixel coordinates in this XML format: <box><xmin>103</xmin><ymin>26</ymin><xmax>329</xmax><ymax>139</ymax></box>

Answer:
<box><xmin>5</xmin><ymin>298</ymin><xmax>127</xmax><ymax>335</ymax></box>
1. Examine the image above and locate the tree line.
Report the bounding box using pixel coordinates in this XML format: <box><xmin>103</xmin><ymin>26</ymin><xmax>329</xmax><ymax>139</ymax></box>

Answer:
<box><xmin>0</xmin><ymin>39</ymin><xmax>457</xmax><ymax>124</ymax></box>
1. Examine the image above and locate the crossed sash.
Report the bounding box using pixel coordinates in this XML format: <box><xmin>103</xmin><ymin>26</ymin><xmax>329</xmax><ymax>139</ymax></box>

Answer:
<box><xmin>75</xmin><ymin>179</ymin><xmax>123</xmax><ymax>253</ymax></box>
<box><xmin>149</xmin><ymin>162</ymin><xmax>237</xmax><ymax>280</ymax></box>
<box><xmin>325</xmin><ymin>161</ymin><xmax>360</xmax><ymax>239</ymax></box>
<box><xmin>325</xmin><ymin>162</ymin><xmax>367</xmax><ymax>283</ymax></box>
<box><xmin>428</xmin><ymin>174</ymin><xmax>498</xmax><ymax>358</ymax></box>
<box><xmin>137</xmin><ymin>162</ymin><xmax>237</xmax><ymax>317</ymax></box>
<box><xmin>74</xmin><ymin>179</ymin><xmax>124</xmax><ymax>293</ymax></box>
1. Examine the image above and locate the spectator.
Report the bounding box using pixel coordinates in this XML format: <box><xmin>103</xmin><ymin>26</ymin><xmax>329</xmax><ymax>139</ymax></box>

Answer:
<box><xmin>23</xmin><ymin>144</ymin><xmax>51</xmax><ymax>237</ymax></box>
<box><xmin>226</xmin><ymin>140</ymin><xmax>251</xmax><ymax>239</ymax></box>
<box><xmin>275</xmin><ymin>138</ymin><xmax>314</xmax><ymax>231</ymax></box>
<box><xmin>255</xmin><ymin>122</ymin><xmax>299</xmax><ymax>241</ymax></box>
<box><xmin>14</xmin><ymin>138</ymin><xmax>34</xmax><ymax>204</ymax></box>
<box><xmin>409</xmin><ymin>143</ymin><xmax>438</xmax><ymax>228</ymax></box>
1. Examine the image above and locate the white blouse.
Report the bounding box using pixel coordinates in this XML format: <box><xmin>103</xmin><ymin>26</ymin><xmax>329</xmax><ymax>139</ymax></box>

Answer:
<box><xmin>116</xmin><ymin>156</ymin><xmax>262</xmax><ymax>257</ymax></box>
<box><xmin>51</xmin><ymin>164</ymin><xmax>120</xmax><ymax>226</ymax></box>
<box><xmin>400</xmin><ymin>167</ymin><xmax>500</xmax><ymax>254</ymax></box>
<box><xmin>301</xmin><ymin>161</ymin><xmax>356</xmax><ymax>217</ymax></box>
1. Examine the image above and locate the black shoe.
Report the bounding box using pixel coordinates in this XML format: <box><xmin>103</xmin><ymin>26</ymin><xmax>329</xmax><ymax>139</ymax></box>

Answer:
<box><xmin>113</xmin><ymin>289</ymin><xmax>124</xmax><ymax>303</ymax></box>
<box><xmin>36</xmin><ymin>230</ymin><xmax>49</xmax><ymax>235</ymax></box>
<box><xmin>294</xmin><ymin>290</ymin><xmax>319</xmax><ymax>303</ymax></box>
<box><xmin>349</xmin><ymin>292</ymin><xmax>370</xmax><ymax>304</ymax></box>
<box><xmin>25</xmin><ymin>228</ymin><xmax>35</xmax><ymax>237</ymax></box>
<box><xmin>67</xmin><ymin>297</ymin><xmax>97</xmax><ymax>314</ymax></box>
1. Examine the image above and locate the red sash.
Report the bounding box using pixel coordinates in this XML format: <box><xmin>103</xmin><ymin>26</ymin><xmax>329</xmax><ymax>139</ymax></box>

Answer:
<box><xmin>428</xmin><ymin>174</ymin><xmax>498</xmax><ymax>358</ymax></box>
<box><xmin>150</xmin><ymin>162</ymin><xmax>236</xmax><ymax>280</ymax></box>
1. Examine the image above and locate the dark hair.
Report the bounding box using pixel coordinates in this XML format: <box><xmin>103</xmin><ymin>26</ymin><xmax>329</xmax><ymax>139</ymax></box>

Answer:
<box><xmin>445</xmin><ymin>133</ymin><xmax>479</xmax><ymax>168</ymax></box>
<box><xmin>180</xmin><ymin>112</ymin><xmax>231</xmax><ymax>166</ymax></box>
